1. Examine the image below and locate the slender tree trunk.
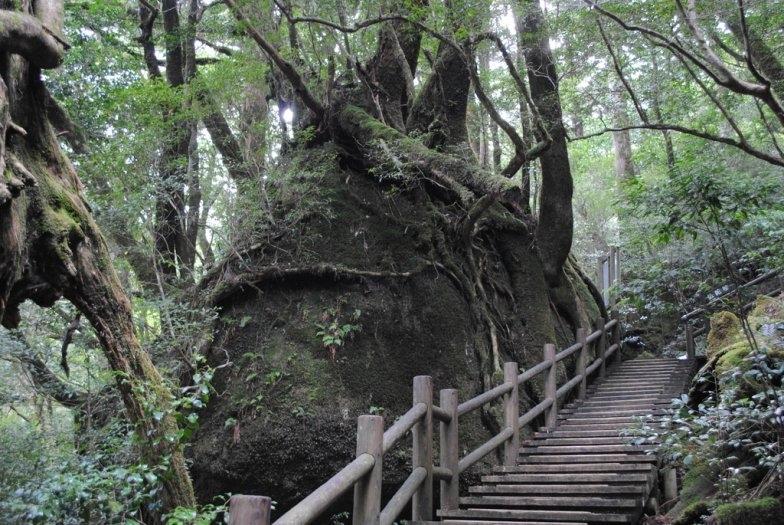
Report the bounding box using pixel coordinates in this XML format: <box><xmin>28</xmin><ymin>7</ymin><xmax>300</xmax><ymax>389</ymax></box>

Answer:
<box><xmin>649</xmin><ymin>50</ymin><xmax>676</xmax><ymax>171</ymax></box>
<box><xmin>610</xmin><ymin>81</ymin><xmax>636</xmax><ymax>180</ymax></box>
<box><xmin>518</xmin><ymin>0</ymin><xmax>574</xmax><ymax>285</ymax></box>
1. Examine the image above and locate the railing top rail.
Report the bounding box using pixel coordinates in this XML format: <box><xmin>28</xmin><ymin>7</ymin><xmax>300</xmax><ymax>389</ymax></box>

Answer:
<box><xmin>555</xmin><ymin>341</ymin><xmax>582</xmax><ymax>362</ymax></box>
<box><xmin>382</xmin><ymin>402</ymin><xmax>427</xmax><ymax>453</ymax></box>
<box><xmin>251</xmin><ymin>310</ymin><xmax>624</xmax><ymax>525</ymax></box>
<box><xmin>517</xmin><ymin>359</ymin><xmax>551</xmax><ymax>384</ymax></box>
<box><xmin>457</xmin><ymin>381</ymin><xmax>513</xmax><ymax>417</ymax></box>
<box><xmin>273</xmin><ymin>453</ymin><xmax>375</xmax><ymax>525</ymax></box>
<box><xmin>681</xmin><ymin>268</ymin><xmax>780</xmax><ymax>322</ymax></box>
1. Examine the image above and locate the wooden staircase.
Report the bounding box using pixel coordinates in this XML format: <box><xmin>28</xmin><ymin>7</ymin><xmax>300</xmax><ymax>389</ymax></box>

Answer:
<box><xmin>438</xmin><ymin>358</ymin><xmax>694</xmax><ymax>525</ymax></box>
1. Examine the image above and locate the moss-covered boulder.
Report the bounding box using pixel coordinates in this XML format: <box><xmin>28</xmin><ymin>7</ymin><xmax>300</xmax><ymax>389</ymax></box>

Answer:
<box><xmin>714</xmin><ymin>497</ymin><xmax>783</xmax><ymax>525</ymax></box>
<box><xmin>189</xmin><ymin>144</ymin><xmax>605</xmax><ymax>514</ymax></box>
<box><xmin>705</xmin><ymin>295</ymin><xmax>784</xmax><ymax>376</ymax></box>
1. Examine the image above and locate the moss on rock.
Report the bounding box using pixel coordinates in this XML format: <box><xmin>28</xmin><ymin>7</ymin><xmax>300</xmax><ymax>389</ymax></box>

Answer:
<box><xmin>674</xmin><ymin>500</ymin><xmax>711</xmax><ymax>525</ymax></box>
<box><xmin>707</xmin><ymin>311</ymin><xmax>743</xmax><ymax>358</ymax></box>
<box><xmin>714</xmin><ymin>497</ymin><xmax>783</xmax><ymax>525</ymax></box>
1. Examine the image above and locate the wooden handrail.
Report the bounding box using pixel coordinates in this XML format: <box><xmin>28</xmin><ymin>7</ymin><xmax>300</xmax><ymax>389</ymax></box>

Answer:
<box><xmin>517</xmin><ymin>359</ymin><xmax>551</xmax><ymax>384</ymax></box>
<box><xmin>458</xmin><ymin>427</ymin><xmax>514</xmax><ymax>473</ymax></box>
<box><xmin>382</xmin><ymin>402</ymin><xmax>426</xmax><ymax>453</ymax></box>
<box><xmin>457</xmin><ymin>381</ymin><xmax>513</xmax><ymax>416</ymax></box>
<box><xmin>273</xmin><ymin>453</ymin><xmax>375</xmax><ymax>524</ymax></box>
<box><xmin>231</xmin><ymin>311</ymin><xmax>626</xmax><ymax>525</ymax></box>
<box><xmin>681</xmin><ymin>268</ymin><xmax>780</xmax><ymax>322</ymax></box>
<box><xmin>379</xmin><ymin>467</ymin><xmax>426</xmax><ymax>525</ymax></box>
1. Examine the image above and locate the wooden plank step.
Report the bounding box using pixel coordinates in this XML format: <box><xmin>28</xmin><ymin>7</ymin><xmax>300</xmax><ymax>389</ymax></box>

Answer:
<box><xmin>559</xmin><ymin>409</ymin><xmax>665</xmax><ymax>417</ymax></box>
<box><xmin>524</xmin><ymin>437</ymin><xmax>641</xmax><ymax>445</ymax></box>
<box><xmin>559</xmin><ymin>416</ymin><xmax>658</xmax><ymax>425</ymax></box>
<box><xmin>534</xmin><ymin>429</ymin><xmax>631</xmax><ymax>438</ymax></box>
<box><xmin>440</xmin><ymin>521</ymin><xmax>588</xmax><ymax>525</ymax></box>
<box><xmin>553</xmin><ymin>423</ymin><xmax>655</xmax><ymax>431</ymax></box>
<box><xmin>459</xmin><ymin>495</ymin><xmax>639</xmax><ymax>508</ymax></box>
<box><xmin>519</xmin><ymin>445</ymin><xmax>653</xmax><ymax>454</ymax></box>
<box><xmin>438</xmin><ymin>508</ymin><xmax>633</xmax><ymax>523</ymax></box>
<box><xmin>493</xmin><ymin>463</ymin><xmax>654</xmax><ymax>473</ymax></box>
<box><xmin>482</xmin><ymin>472</ymin><xmax>651</xmax><ymax>483</ymax></box>
<box><xmin>518</xmin><ymin>454</ymin><xmax>656</xmax><ymax>464</ymax></box>
<box><xmin>468</xmin><ymin>484</ymin><xmax>647</xmax><ymax>496</ymax></box>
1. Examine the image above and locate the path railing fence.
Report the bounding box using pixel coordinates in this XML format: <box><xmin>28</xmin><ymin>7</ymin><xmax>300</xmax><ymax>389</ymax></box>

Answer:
<box><xmin>682</xmin><ymin>268</ymin><xmax>781</xmax><ymax>359</ymax></box>
<box><xmin>598</xmin><ymin>246</ymin><xmax>621</xmax><ymax>307</ymax></box>
<box><xmin>227</xmin><ymin>312</ymin><xmax>624</xmax><ymax>525</ymax></box>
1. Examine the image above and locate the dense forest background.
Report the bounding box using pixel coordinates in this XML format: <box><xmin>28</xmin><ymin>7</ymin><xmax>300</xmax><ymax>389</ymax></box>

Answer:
<box><xmin>1</xmin><ymin>0</ymin><xmax>783</xmax><ymax>523</ymax></box>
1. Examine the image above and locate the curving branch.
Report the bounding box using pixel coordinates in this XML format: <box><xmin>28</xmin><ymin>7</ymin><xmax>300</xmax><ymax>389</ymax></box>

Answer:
<box><xmin>583</xmin><ymin>0</ymin><xmax>784</xmax><ymax>126</ymax></box>
<box><xmin>0</xmin><ymin>10</ymin><xmax>66</xmax><ymax>69</ymax></box>
<box><xmin>224</xmin><ymin>0</ymin><xmax>325</xmax><ymax>121</ymax></box>
<box><xmin>573</xmin><ymin>123</ymin><xmax>784</xmax><ymax>167</ymax></box>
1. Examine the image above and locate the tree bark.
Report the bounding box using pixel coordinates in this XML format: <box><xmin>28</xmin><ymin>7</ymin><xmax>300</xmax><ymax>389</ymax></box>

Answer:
<box><xmin>0</xmin><ymin>2</ymin><xmax>195</xmax><ymax>511</ymax></box>
<box><xmin>610</xmin><ymin>81</ymin><xmax>636</xmax><ymax>180</ymax></box>
<box><xmin>518</xmin><ymin>0</ymin><xmax>573</xmax><ymax>285</ymax></box>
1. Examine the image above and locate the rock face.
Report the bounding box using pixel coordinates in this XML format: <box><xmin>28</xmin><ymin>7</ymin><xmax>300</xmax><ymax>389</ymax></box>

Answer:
<box><xmin>189</xmin><ymin>145</ymin><xmax>604</xmax><ymax>515</ymax></box>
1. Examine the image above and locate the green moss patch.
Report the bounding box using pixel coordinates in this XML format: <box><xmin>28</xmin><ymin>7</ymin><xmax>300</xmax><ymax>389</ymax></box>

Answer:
<box><xmin>715</xmin><ymin>497</ymin><xmax>783</xmax><ymax>525</ymax></box>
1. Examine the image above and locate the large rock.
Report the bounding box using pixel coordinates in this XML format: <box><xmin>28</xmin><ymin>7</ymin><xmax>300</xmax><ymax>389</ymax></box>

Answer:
<box><xmin>188</xmin><ymin>145</ymin><xmax>603</xmax><ymax>516</ymax></box>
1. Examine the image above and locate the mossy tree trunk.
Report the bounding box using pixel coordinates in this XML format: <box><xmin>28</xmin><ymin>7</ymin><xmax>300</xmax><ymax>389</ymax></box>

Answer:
<box><xmin>0</xmin><ymin>1</ymin><xmax>195</xmax><ymax>511</ymax></box>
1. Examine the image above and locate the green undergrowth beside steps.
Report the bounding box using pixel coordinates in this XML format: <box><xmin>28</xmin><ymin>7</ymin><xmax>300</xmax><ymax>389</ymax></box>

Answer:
<box><xmin>652</xmin><ymin>294</ymin><xmax>784</xmax><ymax>524</ymax></box>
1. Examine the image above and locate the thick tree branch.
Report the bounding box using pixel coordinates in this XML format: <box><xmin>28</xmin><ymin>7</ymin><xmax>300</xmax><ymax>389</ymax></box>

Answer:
<box><xmin>0</xmin><ymin>10</ymin><xmax>66</xmax><ymax>69</ymax></box>
<box><xmin>5</xmin><ymin>331</ymin><xmax>87</xmax><ymax>408</ymax></box>
<box><xmin>225</xmin><ymin>0</ymin><xmax>325</xmax><ymax>121</ymax></box>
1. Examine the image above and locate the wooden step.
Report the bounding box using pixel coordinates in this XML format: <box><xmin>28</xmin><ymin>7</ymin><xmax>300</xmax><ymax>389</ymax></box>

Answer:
<box><xmin>519</xmin><ymin>454</ymin><xmax>656</xmax><ymax>464</ymax></box>
<box><xmin>438</xmin><ymin>508</ymin><xmax>633</xmax><ymax>523</ymax></box>
<box><xmin>440</xmin><ymin>521</ymin><xmax>588</xmax><ymax>525</ymax></box>
<box><xmin>459</xmin><ymin>495</ymin><xmax>639</xmax><ymax>508</ymax></box>
<box><xmin>468</xmin><ymin>484</ymin><xmax>647</xmax><ymax>496</ymax></box>
<box><xmin>524</xmin><ymin>437</ymin><xmax>642</xmax><ymax>445</ymax></box>
<box><xmin>482</xmin><ymin>472</ymin><xmax>651</xmax><ymax>483</ymax></box>
<box><xmin>519</xmin><ymin>444</ymin><xmax>653</xmax><ymax>454</ymax></box>
<box><xmin>493</xmin><ymin>463</ymin><xmax>654</xmax><ymax>473</ymax></box>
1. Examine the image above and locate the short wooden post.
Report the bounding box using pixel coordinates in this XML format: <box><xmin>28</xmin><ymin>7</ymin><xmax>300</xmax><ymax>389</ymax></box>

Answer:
<box><xmin>612</xmin><ymin>310</ymin><xmax>622</xmax><ymax>366</ymax></box>
<box><xmin>439</xmin><ymin>388</ymin><xmax>459</xmax><ymax>512</ymax></box>
<box><xmin>608</xmin><ymin>248</ymin><xmax>617</xmax><ymax>307</ymax></box>
<box><xmin>353</xmin><ymin>415</ymin><xmax>383</xmax><ymax>525</ymax></box>
<box><xmin>412</xmin><ymin>376</ymin><xmax>433</xmax><ymax>521</ymax></box>
<box><xmin>686</xmin><ymin>324</ymin><xmax>695</xmax><ymax>360</ymax></box>
<box><xmin>228</xmin><ymin>495</ymin><xmax>271</xmax><ymax>525</ymax></box>
<box><xmin>577</xmin><ymin>328</ymin><xmax>588</xmax><ymax>400</ymax></box>
<box><xmin>544</xmin><ymin>344</ymin><xmax>557</xmax><ymax>429</ymax></box>
<box><xmin>598</xmin><ymin>317</ymin><xmax>607</xmax><ymax>378</ymax></box>
<box><xmin>597</xmin><ymin>257</ymin><xmax>606</xmax><ymax>306</ymax></box>
<box><xmin>662</xmin><ymin>467</ymin><xmax>678</xmax><ymax>506</ymax></box>
<box><xmin>503</xmin><ymin>362</ymin><xmax>520</xmax><ymax>466</ymax></box>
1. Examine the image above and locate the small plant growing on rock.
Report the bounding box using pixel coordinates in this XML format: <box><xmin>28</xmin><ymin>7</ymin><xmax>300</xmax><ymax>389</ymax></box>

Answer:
<box><xmin>316</xmin><ymin>308</ymin><xmax>362</xmax><ymax>360</ymax></box>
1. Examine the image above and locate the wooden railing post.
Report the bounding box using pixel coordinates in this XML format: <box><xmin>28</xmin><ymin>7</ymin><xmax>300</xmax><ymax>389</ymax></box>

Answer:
<box><xmin>412</xmin><ymin>376</ymin><xmax>433</xmax><ymax>521</ymax></box>
<box><xmin>228</xmin><ymin>495</ymin><xmax>271</xmax><ymax>525</ymax></box>
<box><xmin>597</xmin><ymin>257</ymin><xmax>606</xmax><ymax>306</ymax></box>
<box><xmin>439</xmin><ymin>388</ymin><xmax>459</xmax><ymax>512</ymax></box>
<box><xmin>608</xmin><ymin>248</ymin><xmax>617</xmax><ymax>307</ymax></box>
<box><xmin>503</xmin><ymin>362</ymin><xmax>520</xmax><ymax>466</ymax></box>
<box><xmin>599</xmin><ymin>317</ymin><xmax>607</xmax><ymax>378</ymax></box>
<box><xmin>577</xmin><ymin>328</ymin><xmax>588</xmax><ymax>400</ymax></box>
<box><xmin>612</xmin><ymin>310</ymin><xmax>622</xmax><ymax>366</ymax></box>
<box><xmin>686</xmin><ymin>323</ymin><xmax>695</xmax><ymax>360</ymax></box>
<box><xmin>353</xmin><ymin>415</ymin><xmax>383</xmax><ymax>525</ymax></box>
<box><xmin>544</xmin><ymin>344</ymin><xmax>557</xmax><ymax>429</ymax></box>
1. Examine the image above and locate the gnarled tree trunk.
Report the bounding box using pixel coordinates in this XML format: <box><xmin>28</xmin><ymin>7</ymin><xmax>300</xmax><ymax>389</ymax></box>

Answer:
<box><xmin>0</xmin><ymin>2</ymin><xmax>195</xmax><ymax>511</ymax></box>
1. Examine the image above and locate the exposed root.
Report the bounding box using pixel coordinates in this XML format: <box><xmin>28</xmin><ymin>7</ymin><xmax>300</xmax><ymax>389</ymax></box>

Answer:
<box><xmin>206</xmin><ymin>260</ymin><xmax>431</xmax><ymax>305</ymax></box>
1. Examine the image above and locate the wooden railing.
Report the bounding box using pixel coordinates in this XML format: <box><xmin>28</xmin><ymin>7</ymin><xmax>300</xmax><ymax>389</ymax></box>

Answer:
<box><xmin>597</xmin><ymin>246</ymin><xmax>621</xmax><ymax>307</ymax></box>
<box><xmin>682</xmin><ymin>268</ymin><xmax>781</xmax><ymax>358</ymax></box>
<box><xmin>228</xmin><ymin>313</ymin><xmax>624</xmax><ymax>525</ymax></box>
